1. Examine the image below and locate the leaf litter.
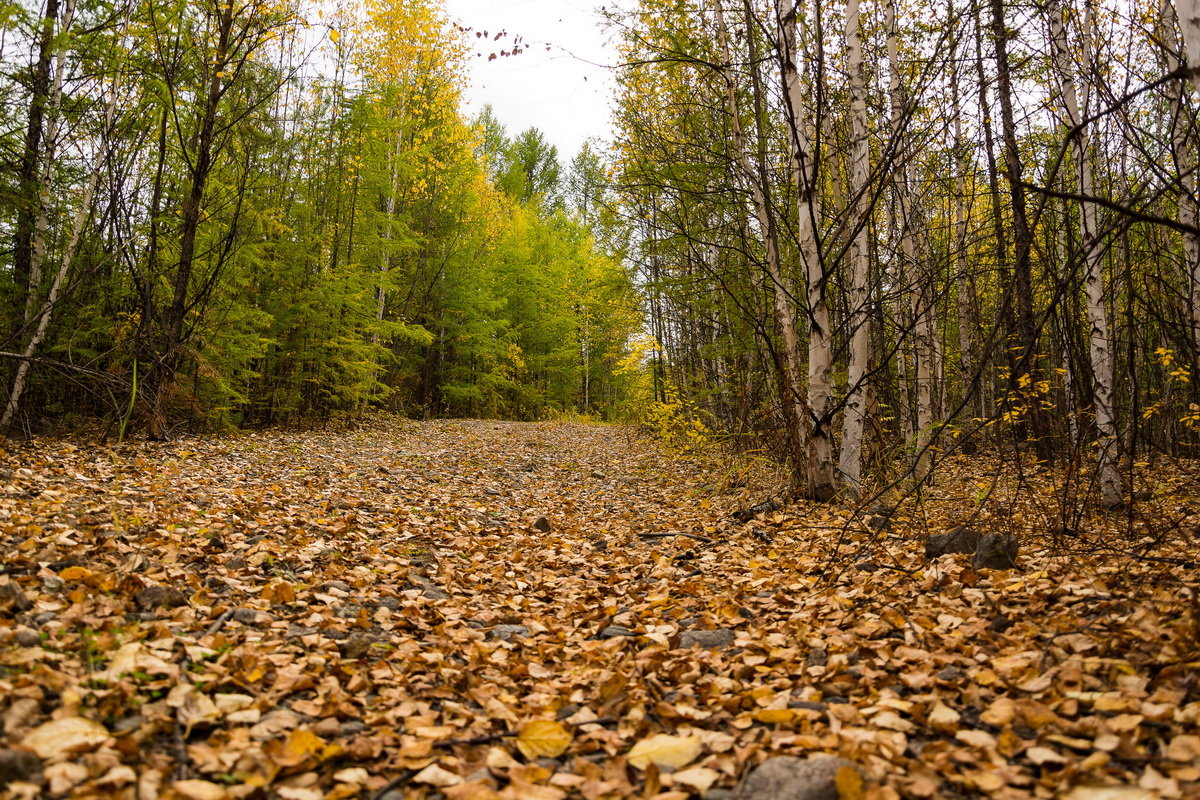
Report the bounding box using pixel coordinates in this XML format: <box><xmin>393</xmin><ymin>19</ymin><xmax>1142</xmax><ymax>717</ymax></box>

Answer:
<box><xmin>0</xmin><ymin>419</ymin><xmax>1198</xmax><ymax>799</ymax></box>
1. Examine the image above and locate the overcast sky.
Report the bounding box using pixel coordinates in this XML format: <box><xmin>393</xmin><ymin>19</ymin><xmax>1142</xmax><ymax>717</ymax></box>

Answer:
<box><xmin>443</xmin><ymin>0</ymin><xmax>622</xmax><ymax>163</ymax></box>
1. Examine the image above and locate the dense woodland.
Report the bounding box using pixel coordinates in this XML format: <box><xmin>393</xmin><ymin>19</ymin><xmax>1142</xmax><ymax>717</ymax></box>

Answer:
<box><xmin>611</xmin><ymin>0</ymin><xmax>1200</xmax><ymax>503</ymax></box>
<box><xmin>3</xmin><ymin>0</ymin><xmax>1200</xmax><ymax>505</ymax></box>
<box><xmin>0</xmin><ymin>0</ymin><xmax>643</xmax><ymax>437</ymax></box>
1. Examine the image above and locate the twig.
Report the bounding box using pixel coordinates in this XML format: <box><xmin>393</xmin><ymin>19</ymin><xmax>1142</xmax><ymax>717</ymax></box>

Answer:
<box><xmin>203</xmin><ymin>608</ymin><xmax>235</xmax><ymax>639</ymax></box>
<box><xmin>638</xmin><ymin>531</ymin><xmax>715</xmax><ymax>543</ymax></box>
<box><xmin>370</xmin><ymin>769</ymin><xmax>416</xmax><ymax>800</ymax></box>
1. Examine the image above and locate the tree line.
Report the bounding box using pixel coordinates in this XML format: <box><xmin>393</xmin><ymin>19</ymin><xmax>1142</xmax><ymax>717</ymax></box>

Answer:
<box><xmin>0</xmin><ymin>0</ymin><xmax>643</xmax><ymax>437</ymax></box>
<box><xmin>608</xmin><ymin>0</ymin><xmax>1200</xmax><ymax>504</ymax></box>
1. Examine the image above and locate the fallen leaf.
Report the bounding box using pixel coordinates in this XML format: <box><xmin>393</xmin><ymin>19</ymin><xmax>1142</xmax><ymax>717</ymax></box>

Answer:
<box><xmin>626</xmin><ymin>733</ymin><xmax>702</xmax><ymax>770</ymax></box>
<box><xmin>515</xmin><ymin>720</ymin><xmax>572</xmax><ymax>759</ymax></box>
<box><xmin>23</xmin><ymin>716</ymin><xmax>109</xmax><ymax>760</ymax></box>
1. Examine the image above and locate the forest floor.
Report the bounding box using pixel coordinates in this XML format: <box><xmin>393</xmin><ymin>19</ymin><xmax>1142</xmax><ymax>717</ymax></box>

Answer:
<box><xmin>0</xmin><ymin>418</ymin><xmax>1198</xmax><ymax>800</ymax></box>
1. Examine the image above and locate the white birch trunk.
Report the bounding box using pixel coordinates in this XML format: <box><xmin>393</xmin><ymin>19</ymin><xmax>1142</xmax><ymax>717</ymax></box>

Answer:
<box><xmin>1164</xmin><ymin>0</ymin><xmax>1200</xmax><ymax>357</ymax></box>
<box><xmin>1178</xmin><ymin>0</ymin><xmax>1200</xmax><ymax>93</ymax></box>
<box><xmin>778</xmin><ymin>1</ymin><xmax>836</xmax><ymax>500</ymax></box>
<box><xmin>838</xmin><ymin>0</ymin><xmax>873</xmax><ymax>493</ymax></box>
<box><xmin>1048</xmin><ymin>0</ymin><xmax>1122</xmax><ymax>507</ymax></box>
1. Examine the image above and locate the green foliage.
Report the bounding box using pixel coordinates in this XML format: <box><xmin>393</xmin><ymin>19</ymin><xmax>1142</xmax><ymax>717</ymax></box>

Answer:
<box><xmin>0</xmin><ymin>0</ymin><xmax>646</xmax><ymax>430</ymax></box>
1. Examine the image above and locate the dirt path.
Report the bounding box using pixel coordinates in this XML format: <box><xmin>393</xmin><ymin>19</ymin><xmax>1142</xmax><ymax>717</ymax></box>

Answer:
<box><xmin>1</xmin><ymin>420</ymin><xmax>1197</xmax><ymax>799</ymax></box>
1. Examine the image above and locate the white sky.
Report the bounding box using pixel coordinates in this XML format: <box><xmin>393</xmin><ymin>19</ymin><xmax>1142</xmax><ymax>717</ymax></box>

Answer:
<box><xmin>443</xmin><ymin>0</ymin><xmax>622</xmax><ymax>163</ymax></box>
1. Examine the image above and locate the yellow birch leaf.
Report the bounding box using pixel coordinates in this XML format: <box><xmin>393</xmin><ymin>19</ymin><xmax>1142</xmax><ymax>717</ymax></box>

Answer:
<box><xmin>836</xmin><ymin>765</ymin><xmax>865</xmax><ymax>800</ymax></box>
<box><xmin>515</xmin><ymin>720</ymin><xmax>572</xmax><ymax>759</ymax></box>
<box><xmin>626</xmin><ymin>733</ymin><xmax>701</xmax><ymax>770</ymax></box>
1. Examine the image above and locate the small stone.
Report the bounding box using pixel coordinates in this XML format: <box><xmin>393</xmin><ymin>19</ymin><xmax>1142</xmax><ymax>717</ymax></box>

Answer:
<box><xmin>556</xmin><ymin>704</ymin><xmax>581</xmax><ymax>721</ymax></box>
<box><xmin>206</xmin><ymin>537</ymin><xmax>226</xmax><ymax>551</ymax></box>
<box><xmin>231</xmin><ymin>607</ymin><xmax>260</xmax><ymax>624</ymax></box>
<box><xmin>679</xmin><ymin>629</ymin><xmax>736</xmax><ymax>650</ymax></box>
<box><xmin>989</xmin><ymin>615</ymin><xmax>1014</xmax><ymax>633</ymax></box>
<box><xmin>806</xmin><ymin>647</ymin><xmax>828</xmax><ymax>667</ymax></box>
<box><xmin>867</xmin><ymin>515</ymin><xmax>890</xmax><ymax>532</ymax></box>
<box><xmin>936</xmin><ymin>666</ymin><xmax>966</xmax><ymax>682</ymax></box>
<box><xmin>589</xmin><ymin>471</ymin><xmax>606</xmax><ymax>479</ymax></box>
<box><xmin>340</xmin><ymin>720</ymin><xmax>367</xmax><ymax>736</ymax></box>
<box><xmin>312</xmin><ymin>717</ymin><xmax>341</xmax><ymax>738</ymax></box>
<box><xmin>972</xmin><ymin>533</ymin><xmax>1019</xmax><ymax>570</ymax></box>
<box><xmin>925</xmin><ymin>526</ymin><xmax>980</xmax><ymax>559</ymax></box>
<box><xmin>867</xmin><ymin>503</ymin><xmax>894</xmax><ymax>517</ymax></box>
<box><xmin>14</xmin><ymin>628</ymin><xmax>40</xmax><ymax>648</ymax></box>
<box><xmin>226</xmin><ymin>556</ymin><xmax>248</xmax><ymax>571</ymax></box>
<box><xmin>733</xmin><ymin>754</ymin><xmax>866</xmax><ymax>800</ymax></box>
<box><xmin>286</xmin><ymin>624</ymin><xmax>319</xmax><ymax>639</ymax></box>
<box><xmin>0</xmin><ymin>749</ymin><xmax>42</xmax><ymax>787</ymax></box>
<box><xmin>422</xmin><ymin>587</ymin><xmax>451</xmax><ymax>601</ymax></box>
<box><xmin>1132</xmin><ymin>490</ymin><xmax>1153</xmax><ymax>502</ymax></box>
<box><xmin>787</xmin><ymin>700</ymin><xmax>827</xmax><ymax>712</ymax></box>
<box><xmin>316</xmin><ymin>580</ymin><xmax>352</xmax><ymax>593</ymax></box>
<box><xmin>599</xmin><ymin>625</ymin><xmax>637</xmax><ymax>639</ymax></box>
<box><xmin>489</xmin><ymin>624</ymin><xmax>530</xmax><ymax>642</ymax></box>
<box><xmin>32</xmin><ymin>612</ymin><xmax>56</xmax><ymax>626</ymax></box>
<box><xmin>340</xmin><ymin>632</ymin><xmax>375</xmax><ymax>659</ymax></box>
<box><xmin>0</xmin><ymin>579</ymin><xmax>32</xmax><ymax>613</ymax></box>
<box><xmin>41</xmin><ymin>576</ymin><xmax>64</xmax><ymax>593</ymax></box>
<box><xmin>334</xmin><ymin>603</ymin><xmax>364</xmax><ymax>619</ymax></box>
<box><xmin>532</xmin><ymin>516</ymin><xmax>552</xmax><ymax>533</ymax></box>
<box><xmin>134</xmin><ymin>584</ymin><xmax>188</xmax><ymax>611</ymax></box>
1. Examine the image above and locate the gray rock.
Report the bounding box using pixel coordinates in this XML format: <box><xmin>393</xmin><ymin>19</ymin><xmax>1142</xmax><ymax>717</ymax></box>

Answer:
<box><xmin>679</xmin><ymin>629</ymin><xmax>736</xmax><ymax>650</ymax></box>
<box><xmin>340</xmin><ymin>720</ymin><xmax>367</xmax><ymax>736</ymax></box>
<box><xmin>286</xmin><ymin>624</ymin><xmax>319</xmax><ymax>639</ymax></box>
<box><xmin>231</xmin><ymin>607</ymin><xmax>262</xmax><ymax>624</ymax></box>
<box><xmin>422</xmin><ymin>587</ymin><xmax>451</xmax><ymax>601</ymax></box>
<box><xmin>334</xmin><ymin>603</ymin><xmax>364</xmax><ymax>619</ymax></box>
<box><xmin>532</xmin><ymin>516</ymin><xmax>552</xmax><ymax>533</ymax></box>
<box><xmin>315</xmin><ymin>580</ymin><xmax>352</xmax><ymax>593</ymax></box>
<box><xmin>925</xmin><ymin>526</ymin><xmax>980</xmax><ymax>559</ymax></box>
<box><xmin>41</xmin><ymin>576</ymin><xmax>64</xmax><ymax>593</ymax></box>
<box><xmin>599</xmin><ymin>625</ymin><xmax>637</xmax><ymax>639</ymax></box>
<box><xmin>340</xmin><ymin>632</ymin><xmax>376</xmax><ymax>659</ymax></box>
<box><xmin>14</xmin><ymin>628</ymin><xmax>39</xmax><ymax>648</ymax></box>
<box><xmin>0</xmin><ymin>749</ymin><xmax>41</xmax><ymax>786</ymax></box>
<box><xmin>32</xmin><ymin>611</ymin><xmax>55</xmax><ymax>626</ymax></box>
<box><xmin>972</xmin><ymin>533</ymin><xmax>1019</xmax><ymax>570</ymax></box>
<box><xmin>490</xmin><ymin>624</ymin><xmax>530</xmax><ymax>642</ymax></box>
<box><xmin>134</xmin><ymin>584</ymin><xmax>189</xmax><ymax>611</ymax></box>
<box><xmin>734</xmin><ymin>755</ymin><xmax>865</xmax><ymax>800</ymax></box>
<box><xmin>0</xmin><ymin>580</ymin><xmax>32</xmax><ymax>613</ymax></box>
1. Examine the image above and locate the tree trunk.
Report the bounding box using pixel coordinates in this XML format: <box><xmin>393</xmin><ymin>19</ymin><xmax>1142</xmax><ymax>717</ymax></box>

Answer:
<box><xmin>1047</xmin><ymin>0</ymin><xmax>1122</xmax><ymax>506</ymax></box>
<box><xmin>145</xmin><ymin>0</ymin><xmax>237</xmax><ymax>438</ymax></box>
<box><xmin>990</xmin><ymin>0</ymin><xmax>1051</xmax><ymax>459</ymax></box>
<box><xmin>712</xmin><ymin>0</ymin><xmax>810</xmax><ymax>488</ymax></box>
<box><xmin>778</xmin><ymin>1</ymin><xmax>837</xmax><ymax>500</ymax></box>
<box><xmin>10</xmin><ymin>0</ymin><xmax>61</xmax><ymax>356</ymax></box>
<box><xmin>838</xmin><ymin>0</ymin><xmax>873</xmax><ymax>493</ymax></box>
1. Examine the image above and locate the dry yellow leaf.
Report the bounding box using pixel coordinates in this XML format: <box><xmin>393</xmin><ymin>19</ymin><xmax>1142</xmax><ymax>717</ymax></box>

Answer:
<box><xmin>626</xmin><ymin>733</ymin><xmax>701</xmax><ymax>770</ymax></box>
<box><xmin>24</xmin><ymin>716</ymin><xmax>109</xmax><ymax>760</ymax></box>
<box><xmin>670</xmin><ymin>766</ymin><xmax>720</xmax><ymax>794</ymax></box>
<box><xmin>172</xmin><ymin>780</ymin><xmax>230</xmax><ymax>800</ymax></box>
<box><xmin>752</xmin><ymin>708</ymin><xmax>797</xmax><ymax>724</ymax></box>
<box><xmin>515</xmin><ymin>720</ymin><xmax>572</xmax><ymax>759</ymax></box>
<box><xmin>835</xmin><ymin>766</ymin><xmax>864</xmax><ymax>800</ymax></box>
<box><xmin>58</xmin><ymin>566</ymin><xmax>93</xmax><ymax>581</ymax></box>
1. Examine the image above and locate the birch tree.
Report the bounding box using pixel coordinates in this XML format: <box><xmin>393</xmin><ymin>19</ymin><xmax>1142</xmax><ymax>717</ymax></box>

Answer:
<box><xmin>838</xmin><ymin>0</ymin><xmax>874</xmax><ymax>492</ymax></box>
<box><xmin>778</xmin><ymin>0</ymin><xmax>837</xmax><ymax>500</ymax></box>
<box><xmin>1046</xmin><ymin>0</ymin><xmax>1121</xmax><ymax>506</ymax></box>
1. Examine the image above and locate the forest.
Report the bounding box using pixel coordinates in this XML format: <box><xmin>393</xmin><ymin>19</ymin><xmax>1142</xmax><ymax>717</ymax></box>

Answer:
<box><xmin>2</xmin><ymin>0</ymin><xmax>1200</xmax><ymax>798</ymax></box>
